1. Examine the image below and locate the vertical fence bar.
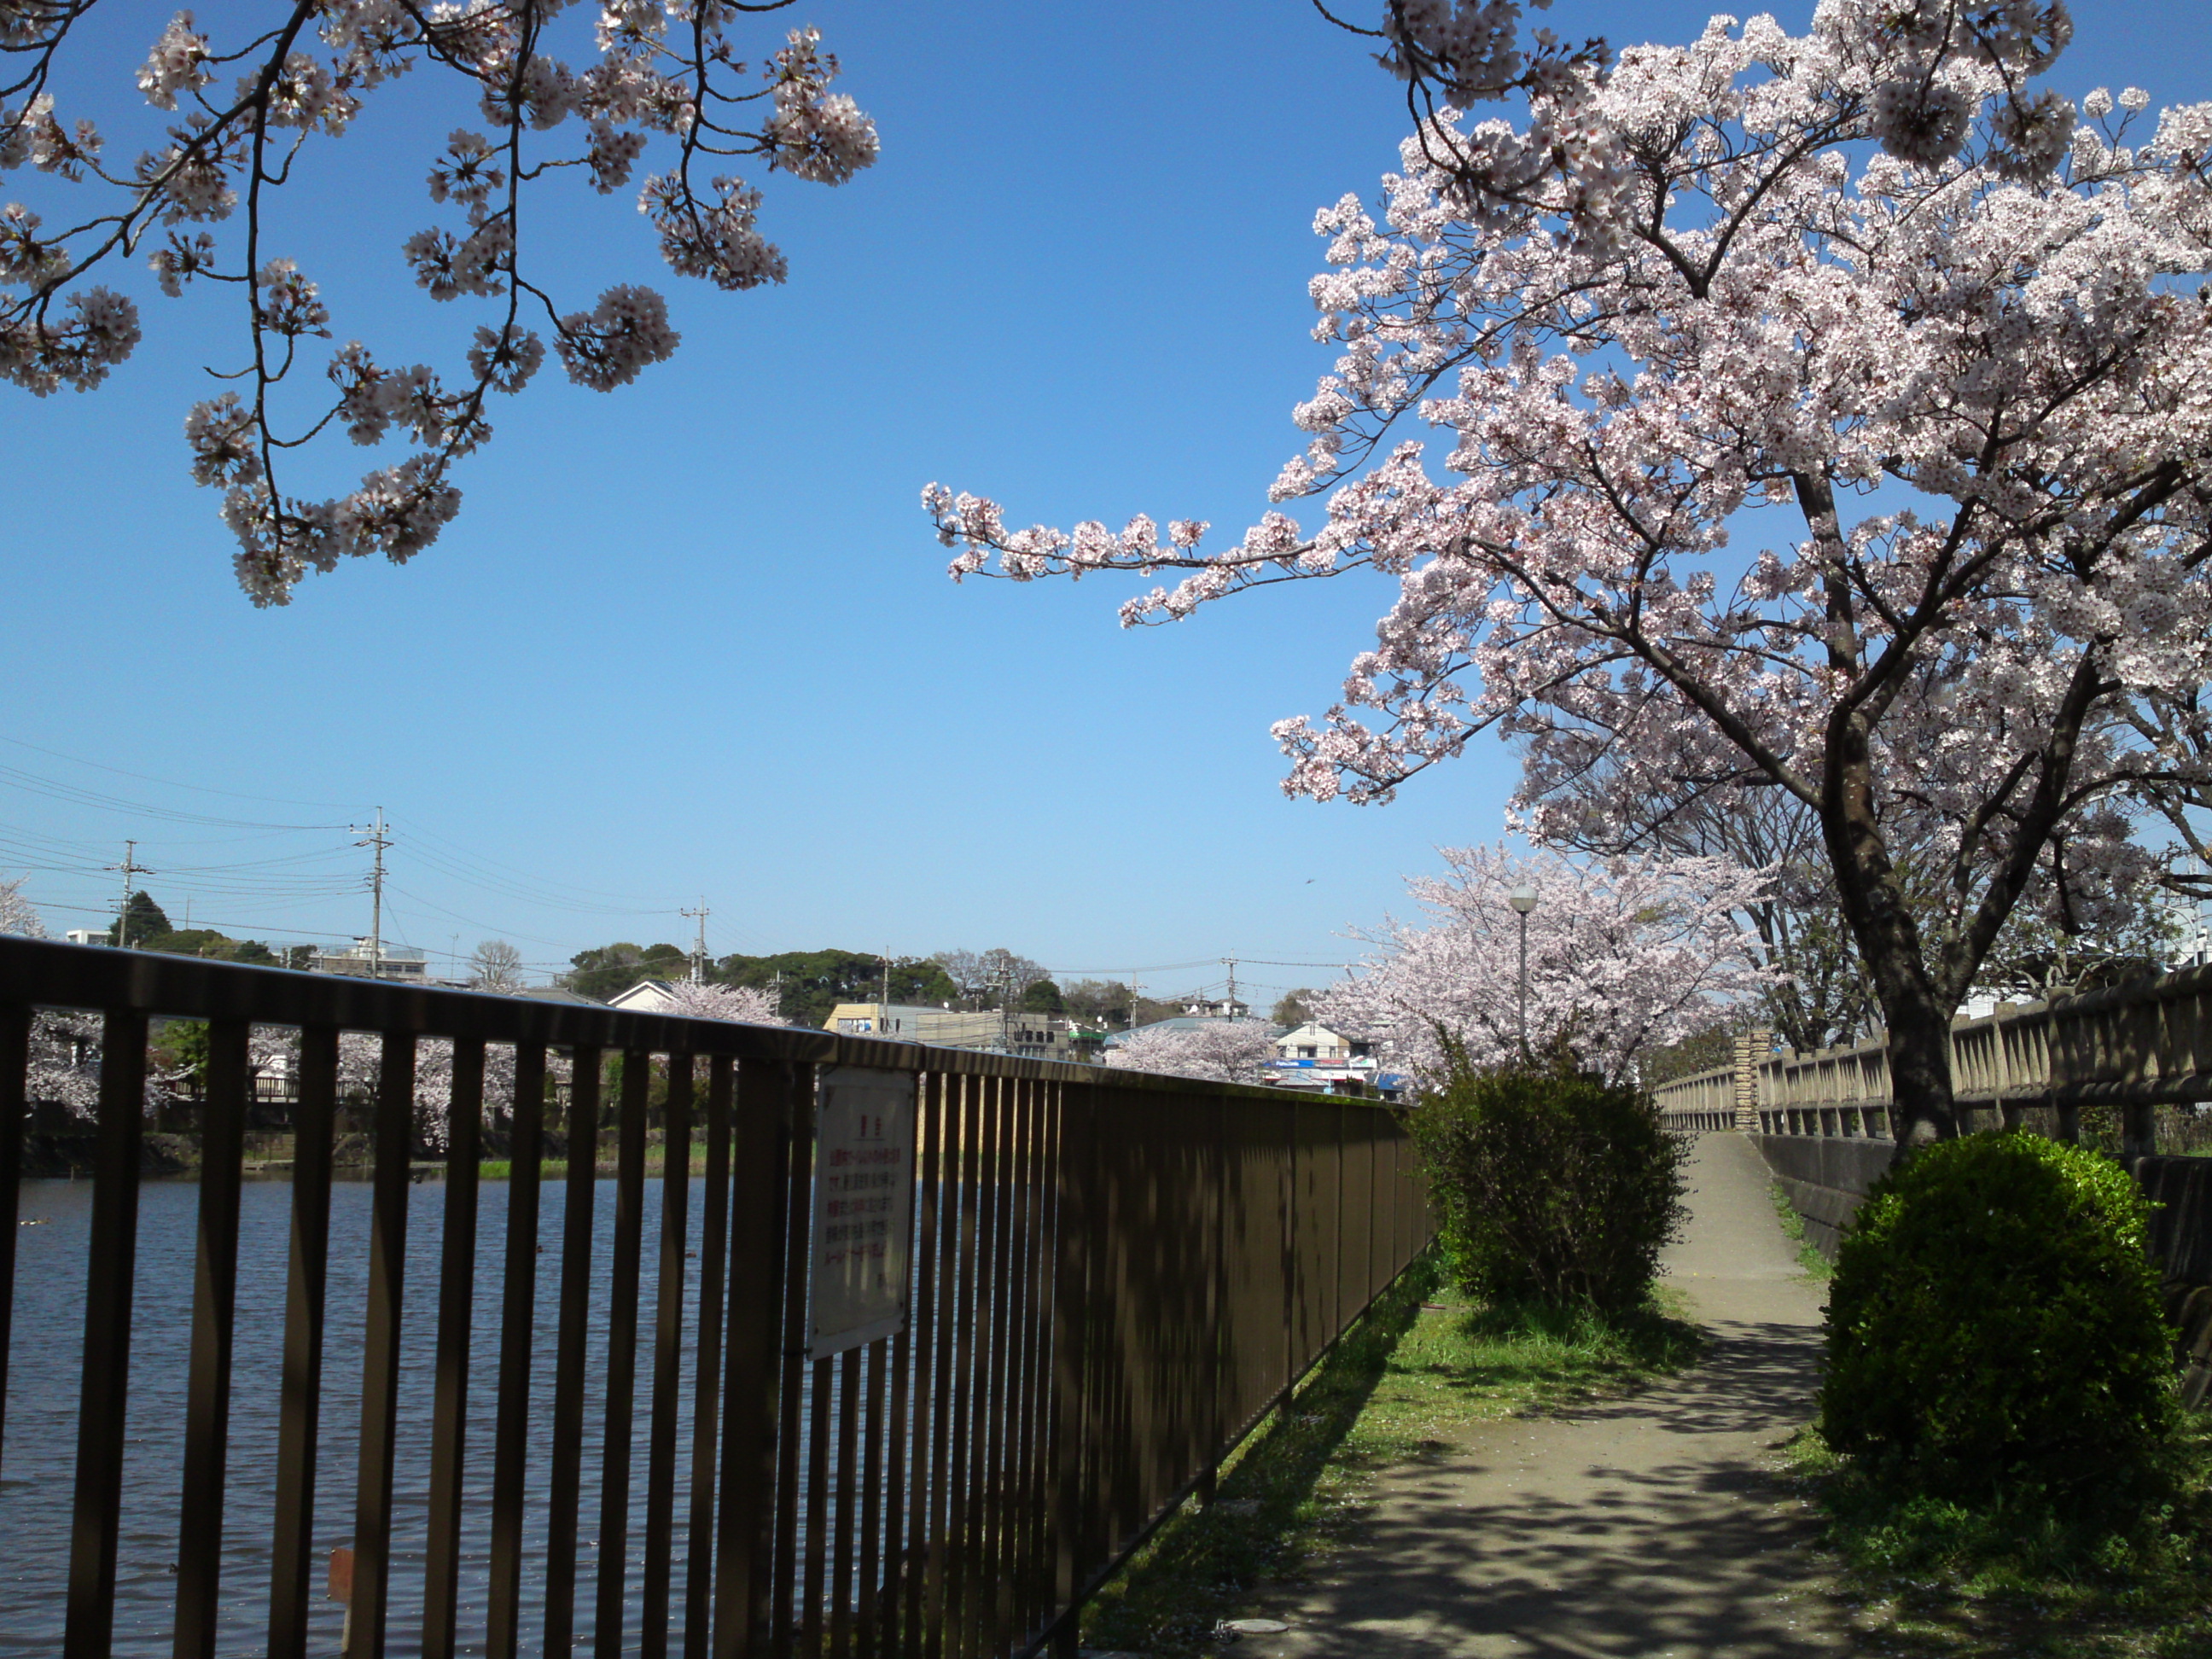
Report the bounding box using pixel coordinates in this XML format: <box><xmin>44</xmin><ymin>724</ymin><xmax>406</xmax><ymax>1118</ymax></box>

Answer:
<box><xmin>486</xmin><ymin>1041</ymin><xmax>549</xmax><ymax>1659</ymax></box>
<box><xmin>686</xmin><ymin>1054</ymin><xmax>735</xmax><ymax>1659</ymax></box>
<box><xmin>1004</xmin><ymin>1079</ymin><xmax>1044</xmax><ymax>1654</ymax></box>
<box><xmin>268</xmin><ymin>1024</ymin><xmax>339</xmax><ymax>1659</ymax></box>
<box><xmin>348</xmin><ymin>1029</ymin><xmax>418</xmax><ymax>1659</ymax></box>
<box><xmin>172</xmin><ymin>1016</ymin><xmax>250</xmax><ymax>1659</ymax></box>
<box><xmin>711</xmin><ymin>1058</ymin><xmax>799</xmax><ymax>1659</ymax></box>
<box><xmin>855</xmin><ymin>1336</ymin><xmax>888</xmax><ymax>1659</ymax></box>
<box><xmin>1048</xmin><ymin>1084</ymin><xmax>1093</xmax><ymax>1659</ymax></box>
<box><xmin>922</xmin><ymin>1075</ymin><xmax>969</xmax><ymax>1659</ymax></box>
<box><xmin>1001</xmin><ymin>1080</ymin><xmax>1043</xmax><ymax>1648</ymax></box>
<box><xmin>63</xmin><ymin>1005</ymin><xmax>149</xmax><ymax>1659</ymax></box>
<box><xmin>643</xmin><ymin>1051</ymin><xmax>695</xmax><ymax>1659</ymax></box>
<box><xmin>800</xmin><ymin>1356</ymin><xmax>833</xmax><ymax>1659</ymax></box>
<box><xmin>940</xmin><ymin>1075</ymin><xmax>985</xmax><ymax>1658</ymax></box>
<box><xmin>830</xmin><ymin>1346</ymin><xmax>862</xmax><ymax>1658</ymax></box>
<box><xmin>422</xmin><ymin>1035</ymin><xmax>487</xmax><ymax>1659</ymax></box>
<box><xmin>545</xmin><ymin>1044</ymin><xmax>604</xmax><ymax>1659</ymax></box>
<box><xmin>896</xmin><ymin>1074</ymin><xmax>947</xmax><ymax>1659</ymax></box>
<box><xmin>0</xmin><ymin>1004</ymin><xmax>25</xmax><ymax>1486</ymax></box>
<box><xmin>972</xmin><ymin>1075</ymin><xmax>1013</xmax><ymax>1659</ymax></box>
<box><xmin>594</xmin><ymin>1050</ymin><xmax>654</xmax><ymax>1658</ymax></box>
<box><xmin>768</xmin><ymin>1063</ymin><xmax>818</xmax><ymax>1659</ymax></box>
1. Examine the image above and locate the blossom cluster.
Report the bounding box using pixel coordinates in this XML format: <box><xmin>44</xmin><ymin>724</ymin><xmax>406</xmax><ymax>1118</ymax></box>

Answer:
<box><xmin>1104</xmin><ymin>1019</ymin><xmax>1282</xmax><ymax>1086</ymax></box>
<box><xmin>653</xmin><ymin>979</ymin><xmax>784</xmax><ymax>1025</ymax></box>
<box><xmin>1317</xmin><ymin>845</ymin><xmax>1771</xmax><ymax>1086</ymax></box>
<box><xmin>3</xmin><ymin>3</ymin><xmax>877</xmax><ymax>602</ymax></box>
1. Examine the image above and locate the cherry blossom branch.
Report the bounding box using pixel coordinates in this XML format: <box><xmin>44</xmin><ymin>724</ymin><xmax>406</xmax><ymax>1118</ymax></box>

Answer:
<box><xmin>3</xmin><ymin>0</ymin><xmax>878</xmax><ymax>602</ymax></box>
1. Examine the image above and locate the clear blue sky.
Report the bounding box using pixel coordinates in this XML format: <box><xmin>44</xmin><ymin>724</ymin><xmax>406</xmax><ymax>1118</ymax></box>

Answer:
<box><xmin>4</xmin><ymin>0</ymin><xmax>2207</xmax><ymax>997</ymax></box>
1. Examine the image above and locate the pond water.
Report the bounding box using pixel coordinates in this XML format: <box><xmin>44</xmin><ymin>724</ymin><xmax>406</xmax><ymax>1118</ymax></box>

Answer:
<box><xmin>3</xmin><ymin>1172</ymin><xmax>727</xmax><ymax>1657</ymax></box>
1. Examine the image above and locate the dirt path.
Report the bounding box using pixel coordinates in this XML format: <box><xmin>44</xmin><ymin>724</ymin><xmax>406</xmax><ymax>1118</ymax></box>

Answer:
<box><xmin>1230</xmin><ymin>1132</ymin><xmax>1848</xmax><ymax>1658</ymax></box>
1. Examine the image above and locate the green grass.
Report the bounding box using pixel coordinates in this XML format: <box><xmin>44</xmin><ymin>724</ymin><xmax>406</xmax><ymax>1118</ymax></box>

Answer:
<box><xmin>1076</xmin><ymin>1255</ymin><xmax>1702</xmax><ymax>1656</ymax></box>
<box><xmin>1782</xmin><ymin>1419</ymin><xmax>2212</xmax><ymax>1656</ymax></box>
<box><xmin>1769</xmin><ymin>1180</ymin><xmax>1836</xmax><ymax>1281</ymax></box>
<box><xmin>476</xmin><ymin>1158</ymin><xmax>567</xmax><ymax>1179</ymax></box>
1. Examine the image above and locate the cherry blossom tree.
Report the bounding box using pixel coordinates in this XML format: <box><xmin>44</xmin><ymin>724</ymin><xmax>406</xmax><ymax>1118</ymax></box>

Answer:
<box><xmin>1318</xmin><ymin>845</ymin><xmax>1770</xmax><ymax>1086</ymax></box>
<box><xmin>3</xmin><ymin>2</ymin><xmax>876</xmax><ymax>602</ymax></box>
<box><xmin>655</xmin><ymin>976</ymin><xmax>782</xmax><ymax>1024</ymax></box>
<box><xmin>930</xmin><ymin>2</ymin><xmax>2212</xmax><ymax>1150</ymax></box>
<box><xmin>1106</xmin><ymin>1019</ymin><xmax>1282</xmax><ymax>1086</ymax></box>
<box><xmin>0</xmin><ymin>870</ymin><xmax>145</xmax><ymax>1115</ymax></box>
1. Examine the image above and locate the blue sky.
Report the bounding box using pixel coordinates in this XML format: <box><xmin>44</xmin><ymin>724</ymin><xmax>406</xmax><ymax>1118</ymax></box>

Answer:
<box><xmin>4</xmin><ymin>0</ymin><xmax>2209</xmax><ymax>999</ymax></box>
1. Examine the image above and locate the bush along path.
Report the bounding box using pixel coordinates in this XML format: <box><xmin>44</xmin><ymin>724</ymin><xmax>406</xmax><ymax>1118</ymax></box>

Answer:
<box><xmin>1143</xmin><ymin>1132</ymin><xmax>1852</xmax><ymax>1659</ymax></box>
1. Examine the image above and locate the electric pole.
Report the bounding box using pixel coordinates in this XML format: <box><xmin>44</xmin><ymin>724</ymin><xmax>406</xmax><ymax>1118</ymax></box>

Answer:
<box><xmin>354</xmin><ymin>809</ymin><xmax>390</xmax><ymax>980</ymax></box>
<box><xmin>682</xmin><ymin>898</ymin><xmax>710</xmax><ymax>984</ymax></box>
<box><xmin>880</xmin><ymin>952</ymin><xmax>891</xmax><ymax>1013</ymax></box>
<box><xmin>106</xmin><ymin>840</ymin><xmax>154</xmax><ymax>949</ymax></box>
<box><xmin>1221</xmin><ymin>958</ymin><xmax>1239</xmax><ymax>1017</ymax></box>
<box><xmin>1126</xmin><ymin>977</ymin><xmax>1145</xmax><ymax>1030</ymax></box>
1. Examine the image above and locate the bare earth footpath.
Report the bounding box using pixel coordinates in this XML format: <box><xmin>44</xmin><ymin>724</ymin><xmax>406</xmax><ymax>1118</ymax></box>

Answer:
<box><xmin>1230</xmin><ymin>1133</ymin><xmax>1849</xmax><ymax>1657</ymax></box>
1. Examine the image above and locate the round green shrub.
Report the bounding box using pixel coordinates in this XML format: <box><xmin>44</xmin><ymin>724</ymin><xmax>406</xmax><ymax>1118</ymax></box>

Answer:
<box><xmin>1819</xmin><ymin>1132</ymin><xmax>2176</xmax><ymax>1499</ymax></box>
<box><xmin>1409</xmin><ymin>1057</ymin><xmax>1685</xmax><ymax>1313</ymax></box>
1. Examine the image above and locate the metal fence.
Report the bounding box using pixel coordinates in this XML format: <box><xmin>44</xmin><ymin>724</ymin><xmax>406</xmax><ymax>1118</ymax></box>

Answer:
<box><xmin>0</xmin><ymin>939</ymin><xmax>1430</xmax><ymax>1659</ymax></box>
<box><xmin>1651</xmin><ymin>960</ymin><xmax>2212</xmax><ymax>1155</ymax></box>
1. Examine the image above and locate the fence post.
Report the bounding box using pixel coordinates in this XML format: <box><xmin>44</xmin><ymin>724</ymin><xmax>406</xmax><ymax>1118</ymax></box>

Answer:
<box><xmin>1732</xmin><ymin>1029</ymin><xmax>1767</xmax><ymax>1134</ymax></box>
<box><xmin>1049</xmin><ymin>1084</ymin><xmax>1096</xmax><ymax>1659</ymax></box>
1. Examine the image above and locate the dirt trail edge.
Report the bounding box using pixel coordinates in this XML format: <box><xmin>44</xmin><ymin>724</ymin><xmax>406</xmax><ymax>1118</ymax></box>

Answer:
<box><xmin>1227</xmin><ymin>1132</ymin><xmax>1847</xmax><ymax>1658</ymax></box>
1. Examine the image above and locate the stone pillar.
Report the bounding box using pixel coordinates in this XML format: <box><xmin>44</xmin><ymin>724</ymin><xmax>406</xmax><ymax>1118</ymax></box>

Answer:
<box><xmin>1733</xmin><ymin>1028</ymin><xmax>1768</xmax><ymax>1134</ymax></box>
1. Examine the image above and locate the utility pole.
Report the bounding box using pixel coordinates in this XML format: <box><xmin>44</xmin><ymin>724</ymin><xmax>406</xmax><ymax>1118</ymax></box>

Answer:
<box><xmin>1221</xmin><ymin>957</ymin><xmax>1239</xmax><ymax>1017</ymax></box>
<box><xmin>1126</xmin><ymin>977</ymin><xmax>1146</xmax><ymax>1030</ymax></box>
<box><xmin>681</xmin><ymin>898</ymin><xmax>710</xmax><ymax>984</ymax></box>
<box><xmin>354</xmin><ymin>809</ymin><xmax>390</xmax><ymax>980</ymax></box>
<box><xmin>107</xmin><ymin>840</ymin><xmax>154</xmax><ymax>949</ymax></box>
<box><xmin>880</xmin><ymin>952</ymin><xmax>891</xmax><ymax>1013</ymax></box>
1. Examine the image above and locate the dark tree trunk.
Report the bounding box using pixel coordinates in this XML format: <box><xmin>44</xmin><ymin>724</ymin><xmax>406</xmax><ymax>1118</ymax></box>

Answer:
<box><xmin>1877</xmin><ymin>987</ymin><xmax>1959</xmax><ymax>1158</ymax></box>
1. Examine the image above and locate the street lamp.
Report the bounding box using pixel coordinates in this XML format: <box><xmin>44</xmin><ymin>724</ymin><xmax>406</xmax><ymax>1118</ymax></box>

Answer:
<box><xmin>1508</xmin><ymin>883</ymin><xmax>1539</xmax><ymax>1061</ymax></box>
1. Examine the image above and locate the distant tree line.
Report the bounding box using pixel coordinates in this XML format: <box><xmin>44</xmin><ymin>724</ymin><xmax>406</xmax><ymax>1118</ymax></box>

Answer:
<box><xmin>106</xmin><ymin>890</ymin><xmax>309</xmax><ymax>969</ymax></box>
<box><xmin>562</xmin><ymin>940</ymin><xmax>1214</xmax><ymax>1031</ymax></box>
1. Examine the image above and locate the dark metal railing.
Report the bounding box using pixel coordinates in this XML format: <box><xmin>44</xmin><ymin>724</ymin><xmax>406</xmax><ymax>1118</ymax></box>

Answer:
<box><xmin>0</xmin><ymin>939</ymin><xmax>1431</xmax><ymax>1658</ymax></box>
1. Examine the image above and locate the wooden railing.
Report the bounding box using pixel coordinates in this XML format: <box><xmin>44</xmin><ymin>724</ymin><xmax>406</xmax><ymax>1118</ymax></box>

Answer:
<box><xmin>0</xmin><ymin>939</ymin><xmax>1431</xmax><ymax>1659</ymax></box>
<box><xmin>1652</xmin><ymin>961</ymin><xmax>2212</xmax><ymax>1155</ymax></box>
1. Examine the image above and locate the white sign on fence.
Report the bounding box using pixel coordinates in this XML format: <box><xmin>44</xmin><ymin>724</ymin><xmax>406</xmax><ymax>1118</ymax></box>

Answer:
<box><xmin>807</xmin><ymin>1066</ymin><xmax>919</xmax><ymax>1359</ymax></box>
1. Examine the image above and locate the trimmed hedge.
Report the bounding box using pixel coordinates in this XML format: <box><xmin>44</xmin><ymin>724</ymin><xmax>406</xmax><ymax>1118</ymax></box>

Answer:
<box><xmin>1820</xmin><ymin>1132</ymin><xmax>2176</xmax><ymax>1499</ymax></box>
<box><xmin>1410</xmin><ymin>1057</ymin><xmax>1685</xmax><ymax>1313</ymax></box>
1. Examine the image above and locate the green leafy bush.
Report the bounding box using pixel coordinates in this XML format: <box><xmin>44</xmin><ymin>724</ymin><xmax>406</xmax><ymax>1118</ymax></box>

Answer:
<box><xmin>1408</xmin><ymin>1052</ymin><xmax>1685</xmax><ymax>1313</ymax></box>
<box><xmin>1820</xmin><ymin>1132</ymin><xmax>2176</xmax><ymax>1501</ymax></box>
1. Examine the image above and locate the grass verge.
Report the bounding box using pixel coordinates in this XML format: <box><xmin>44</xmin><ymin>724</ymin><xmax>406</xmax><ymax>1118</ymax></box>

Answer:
<box><xmin>1077</xmin><ymin>1254</ymin><xmax>1702</xmax><ymax>1656</ymax></box>
<box><xmin>1769</xmin><ymin>1180</ymin><xmax>1835</xmax><ymax>1281</ymax></box>
<box><xmin>1783</xmin><ymin>1420</ymin><xmax>2212</xmax><ymax>1656</ymax></box>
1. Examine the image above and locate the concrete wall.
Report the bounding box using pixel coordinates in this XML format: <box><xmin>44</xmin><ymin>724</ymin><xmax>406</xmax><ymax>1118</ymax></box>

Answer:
<box><xmin>1754</xmin><ymin>1133</ymin><xmax>1895</xmax><ymax>1258</ymax></box>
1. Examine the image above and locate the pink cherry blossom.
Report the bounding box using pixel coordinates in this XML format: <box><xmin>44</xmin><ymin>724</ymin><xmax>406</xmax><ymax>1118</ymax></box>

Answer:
<box><xmin>1318</xmin><ymin>844</ymin><xmax>1771</xmax><ymax>1086</ymax></box>
<box><xmin>1106</xmin><ymin>1019</ymin><xmax>1283</xmax><ymax>1086</ymax></box>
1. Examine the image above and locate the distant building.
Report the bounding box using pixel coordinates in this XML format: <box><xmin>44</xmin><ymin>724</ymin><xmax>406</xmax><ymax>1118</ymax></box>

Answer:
<box><xmin>311</xmin><ymin>938</ymin><xmax>429</xmax><ymax>981</ymax></box>
<box><xmin>823</xmin><ymin>1003</ymin><xmax>1099</xmax><ymax>1062</ymax></box>
<box><xmin>64</xmin><ymin>928</ymin><xmax>106</xmax><ymax>947</ymax></box>
<box><xmin>607</xmin><ymin>979</ymin><xmax>690</xmax><ymax>1016</ymax></box>
<box><xmin>1263</xmin><ymin>1022</ymin><xmax>1400</xmax><ymax>1097</ymax></box>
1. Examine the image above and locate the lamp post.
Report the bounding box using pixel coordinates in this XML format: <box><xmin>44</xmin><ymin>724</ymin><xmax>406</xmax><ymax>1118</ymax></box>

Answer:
<box><xmin>1508</xmin><ymin>883</ymin><xmax>1539</xmax><ymax>1061</ymax></box>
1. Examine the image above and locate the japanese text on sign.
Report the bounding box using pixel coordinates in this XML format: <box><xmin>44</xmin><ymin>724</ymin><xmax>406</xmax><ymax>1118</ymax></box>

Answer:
<box><xmin>807</xmin><ymin>1066</ymin><xmax>918</xmax><ymax>1359</ymax></box>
